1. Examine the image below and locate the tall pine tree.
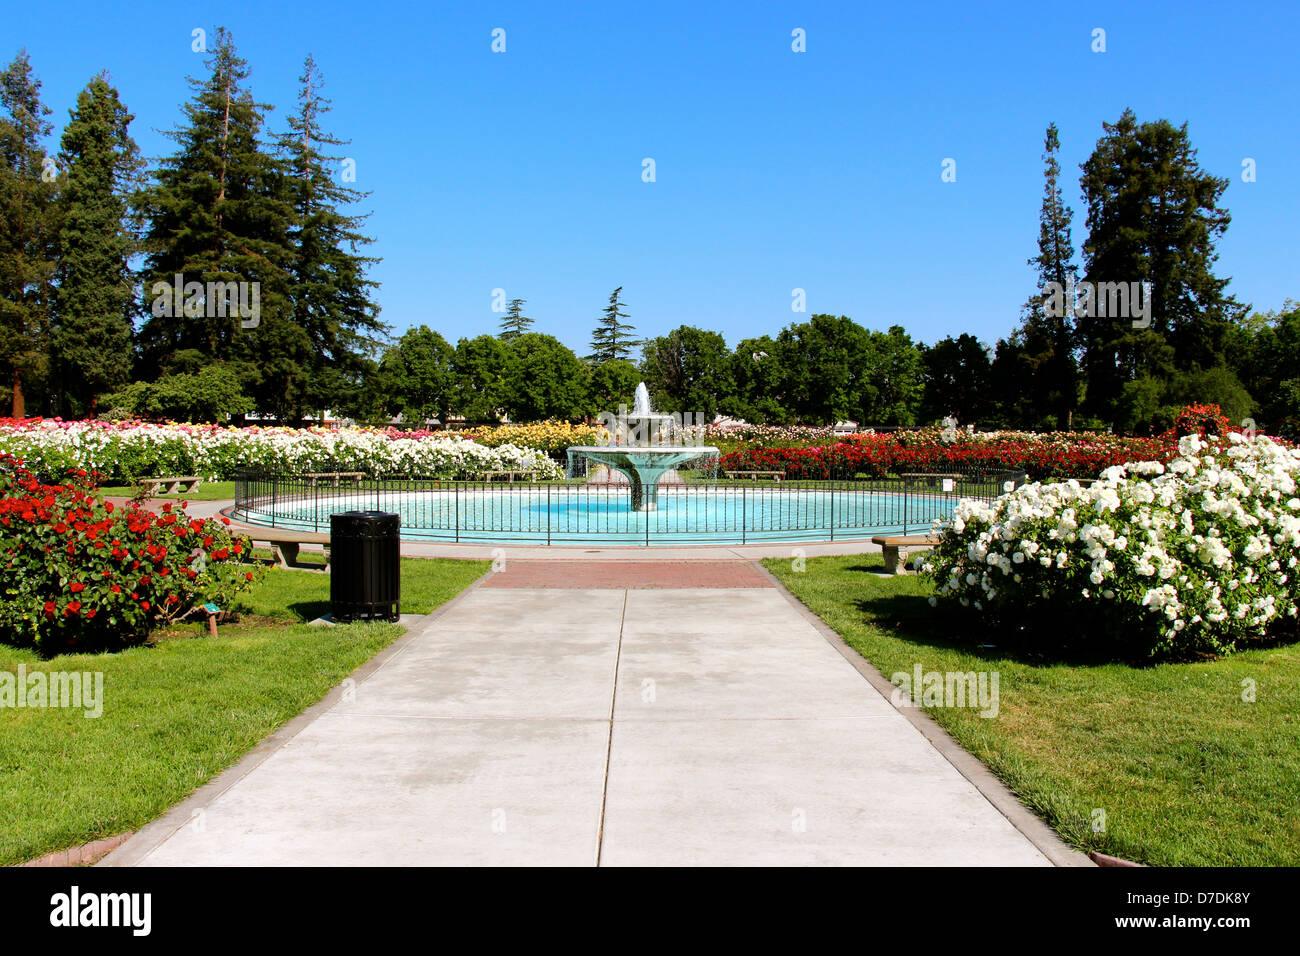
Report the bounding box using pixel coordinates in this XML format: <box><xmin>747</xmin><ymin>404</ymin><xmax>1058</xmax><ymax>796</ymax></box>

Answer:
<box><xmin>0</xmin><ymin>51</ymin><xmax>57</xmax><ymax>417</ymax></box>
<box><xmin>588</xmin><ymin>286</ymin><xmax>636</xmax><ymax>362</ymax></box>
<box><xmin>1078</xmin><ymin>109</ymin><xmax>1238</xmax><ymax>426</ymax></box>
<box><xmin>1011</xmin><ymin>122</ymin><xmax>1079</xmax><ymax>429</ymax></box>
<box><xmin>52</xmin><ymin>74</ymin><xmax>142</xmax><ymax>416</ymax></box>
<box><xmin>138</xmin><ymin>27</ymin><xmax>295</xmax><ymax>416</ymax></box>
<box><xmin>498</xmin><ymin>297</ymin><xmax>532</xmax><ymax>339</ymax></box>
<box><xmin>275</xmin><ymin>54</ymin><xmax>384</xmax><ymax>421</ymax></box>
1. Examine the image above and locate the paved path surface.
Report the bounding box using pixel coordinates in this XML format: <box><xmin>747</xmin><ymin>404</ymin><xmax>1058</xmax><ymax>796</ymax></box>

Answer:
<box><xmin>105</xmin><ymin>560</ymin><xmax>1055</xmax><ymax>866</ymax></box>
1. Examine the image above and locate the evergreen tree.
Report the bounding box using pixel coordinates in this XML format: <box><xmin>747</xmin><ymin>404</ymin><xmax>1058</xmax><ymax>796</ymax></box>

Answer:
<box><xmin>588</xmin><ymin>286</ymin><xmax>637</xmax><ymax>362</ymax></box>
<box><xmin>137</xmin><ymin>28</ymin><xmax>295</xmax><ymax>417</ymax></box>
<box><xmin>1012</xmin><ymin>122</ymin><xmax>1079</xmax><ymax>429</ymax></box>
<box><xmin>0</xmin><ymin>51</ymin><xmax>57</xmax><ymax>417</ymax></box>
<box><xmin>51</xmin><ymin>74</ymin><xmax>142</xmax><ymax>416</ymax></box>
<box><xmin>498</xmin><ymin>297</ymin><xmax>533</xmax><ymax>340</ymax></box>
<box><xmin>275</xmin><ymin>54</ymin><xmax>384</xmax><ymax>419</ymax></box>
<box><xmin>1078</xmin><ymin>109</ymin><xmax>1239</xmax><ymax>425</ymax></box>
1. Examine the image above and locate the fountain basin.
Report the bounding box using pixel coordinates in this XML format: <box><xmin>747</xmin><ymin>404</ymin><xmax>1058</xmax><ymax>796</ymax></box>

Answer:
<box><xmin>567</xmin><ymin>446</ymin><xmax>719</xmax><ymax>511</ymax></box>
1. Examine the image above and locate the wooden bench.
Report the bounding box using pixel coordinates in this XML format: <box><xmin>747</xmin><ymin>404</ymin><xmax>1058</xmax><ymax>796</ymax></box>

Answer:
<box><xmin>242</xmin><ymin>528</ymin><xmax>332</xmax><ymax>571</ymax></box>
<box><xmin>137</xmin><ymin>475</ymin><xmax>204</xmax><ymax>495</ymax></box>
<box><xmin>302</xmin><ymin>471</ymin><xmax>366</xmax><ymax>489</ymax></box>
<box><xmin>479</xmin><ymin>470</ymin><xmax>542</xmax><ymax>483</ymax></box>
<box><xmin>724</xmin><ymin>470</ymin><xmax>784</xmax><ymax>481</ymax></box>
<box><xmin>871</xmin><ymin>533</ymin><xmax>941</xmax><ymax>574</ymax></box>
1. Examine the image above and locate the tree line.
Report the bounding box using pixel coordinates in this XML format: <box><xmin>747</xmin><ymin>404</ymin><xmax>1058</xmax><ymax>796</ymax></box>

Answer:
<box><xmin>0</xmin><ymin>31</ymin><xmax>383</xmax><ymax>422</ymax></box>
<box><xmin>2</xmin><ymin>34</ymin><xmax>1294</xmax><ymax>434</ymax></box>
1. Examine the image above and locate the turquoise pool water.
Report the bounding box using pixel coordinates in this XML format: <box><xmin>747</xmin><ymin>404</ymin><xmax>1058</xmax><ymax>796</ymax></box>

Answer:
<box><xmin>239</xmin><ymin>485</ymin><xmax>959</xmax><ymax>545</ymax></box>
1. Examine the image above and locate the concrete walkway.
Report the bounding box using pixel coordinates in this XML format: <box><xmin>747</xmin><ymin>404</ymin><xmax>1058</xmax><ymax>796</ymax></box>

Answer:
<box><xmin>104</xmin><ymin>560</ymin><xmax>1064</xmax><ymax>866</ymax></box>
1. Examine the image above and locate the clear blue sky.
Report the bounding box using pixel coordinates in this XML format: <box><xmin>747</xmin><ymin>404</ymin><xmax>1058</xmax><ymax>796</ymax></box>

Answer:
<box><xmin>10</xmin><ymin>0</ymin><xmax>1298</xmax><ymax>352</ymax></box>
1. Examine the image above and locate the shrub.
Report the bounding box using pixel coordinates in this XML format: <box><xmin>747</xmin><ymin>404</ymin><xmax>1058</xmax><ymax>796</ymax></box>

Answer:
<box><xmin>717</xmin><ymin>430</ymin><xmax>1172</xmax><ymax>481</ymax></box>
<box><xmin>920</xmin><ymin>433</ymin><xmax>1300</xmax><ymax>659</ymax></box>
<box><xmin>0</xmin><ymin>419</ymin><xmax>564</xmax><ymax>483</ymax></box>
<box><xmin>1169</xmin><ymin>402</ymin><xmax>1232</xmax><ymax>439</ymax></box>
<box><xmin>0</xmin><ymin>454</ymin><xmax>263</xmax><ymax>652</ymax></box>
<box><xmin>101</xmin><ymin>366</ymin><xmax>254</xmax><ymax>423</ymax></box>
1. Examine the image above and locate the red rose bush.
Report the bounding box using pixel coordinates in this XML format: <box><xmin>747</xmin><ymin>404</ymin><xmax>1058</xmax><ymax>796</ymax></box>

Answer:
<box><xmin>0</xmin><ymin>454</ymin><xmax>262</xmax><ymax>652</ymax></box>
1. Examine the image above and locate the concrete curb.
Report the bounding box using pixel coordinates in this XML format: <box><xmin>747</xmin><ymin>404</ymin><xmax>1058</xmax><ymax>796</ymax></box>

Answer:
<box><xmin>20</xmin><ymin>833</ymin><xmax>133</xmax><ymax>867</ymax></box>
<box><xmin>97</xmin><ymin>568</ymin><xmax>494</xmax><ymax>867</ymax></box>
<box><xmin>753</xmin><ymin>560</ymin><xmax>1095</xmax><ymax>868</ymax></box>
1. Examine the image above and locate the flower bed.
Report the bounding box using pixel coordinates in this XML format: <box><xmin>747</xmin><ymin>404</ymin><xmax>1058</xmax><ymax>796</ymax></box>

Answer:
<box><xmin>704</xmin><ymin>423</ymin><xmax>840</xmax><ymax>451</ymax></box>
<box><xmin>718</xmin><ymin>430</ymin><xmax>1172</xmax><ymax>480</ymax></box>
<box><xmin>0</xmin><ymin>419</ymin><xmax>564</xmax><ymax>483</ymax></box>
<box><xmin>0</xmin><ymin>455</ymin><xmax>261</xmax><ymax>652</ymax></box>
<box><xmin>457</xmin><ymin>421</ymin><xmax>604</xmax><ymax>457</ymax></box>
<box><xmin>920</xmin><ymin>433</ymin><xmax>1300</xmax><ymax>658</ymax></box>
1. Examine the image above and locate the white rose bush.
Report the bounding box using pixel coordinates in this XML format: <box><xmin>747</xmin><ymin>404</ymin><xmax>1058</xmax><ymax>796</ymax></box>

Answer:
<box><xmin>921</xmin><ymin>432</ymin><xmax>1300</xmax><ymax>658</ymax></box>
<box><xmin>0</xmin><ymin>419</ymin><xmax>563</xmax><ymax>482</ymax></box>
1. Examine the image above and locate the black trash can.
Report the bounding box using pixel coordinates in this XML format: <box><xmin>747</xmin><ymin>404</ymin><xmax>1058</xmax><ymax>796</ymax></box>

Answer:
<box><xmin>330</xmin><ymin>511</ymin><xmax>401</xmax><ymax>622</ymax></box>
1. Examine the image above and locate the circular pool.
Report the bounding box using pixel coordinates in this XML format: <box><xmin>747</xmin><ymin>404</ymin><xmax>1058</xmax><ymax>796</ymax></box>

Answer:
<box><xmin>234</xmin><ymin>478</ymin><xmax>971</xmax><ymax>546</ymax></box>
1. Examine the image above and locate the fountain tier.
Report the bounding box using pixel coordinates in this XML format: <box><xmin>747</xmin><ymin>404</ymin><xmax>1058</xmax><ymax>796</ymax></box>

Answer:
<box><xmin>568</xmin><ymin>383</ymin><xmax>718</xmax><ymax>511</ymax></box>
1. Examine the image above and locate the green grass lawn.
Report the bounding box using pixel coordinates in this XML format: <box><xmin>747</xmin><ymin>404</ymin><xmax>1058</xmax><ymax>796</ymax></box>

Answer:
<box><xmin>765</xmin><ymin>554</ymin><xmax>1300</xmax><ymax>866</ymax></box>
<box><xmin>97</xmin><ymin>480</ymin><xmax>236</xmax><ymax>501</ymax></box>
<box><xmin>242</xmin><ymin>553</ymin><xmax>487</xmax><ymax>620</ymax></box>
<box><xmin>0</xmin><ymin>556</ymin><xmax>487</xmax><ymax>865</ymax></box>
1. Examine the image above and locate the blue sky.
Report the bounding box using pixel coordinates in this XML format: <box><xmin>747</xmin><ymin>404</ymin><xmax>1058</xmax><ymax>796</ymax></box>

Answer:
<box><xmin>9</xmin><ymin>0</ymin><xmax>1298</xmax><ymax>352</ymax></box>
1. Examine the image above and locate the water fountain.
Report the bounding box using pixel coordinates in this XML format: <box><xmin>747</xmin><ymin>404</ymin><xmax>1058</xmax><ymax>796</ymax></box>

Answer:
<box><xmin>566</xmin><ymin>384</ymin><xmax>719</xmax><ymax>511</ymax></box>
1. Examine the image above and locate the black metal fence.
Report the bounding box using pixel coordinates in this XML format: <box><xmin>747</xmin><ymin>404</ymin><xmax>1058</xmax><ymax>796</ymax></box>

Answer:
<box><xmin>233</xmin><ymin>466</ymin><xmax>1024</xmax><ymax>545</ymax></box>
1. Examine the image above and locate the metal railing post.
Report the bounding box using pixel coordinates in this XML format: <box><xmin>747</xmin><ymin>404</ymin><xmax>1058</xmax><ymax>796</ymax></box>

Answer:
<box><xmin>742</xmin><ymin>483</ymin><xmax>747</xmax><ymax>545</ymax></box>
